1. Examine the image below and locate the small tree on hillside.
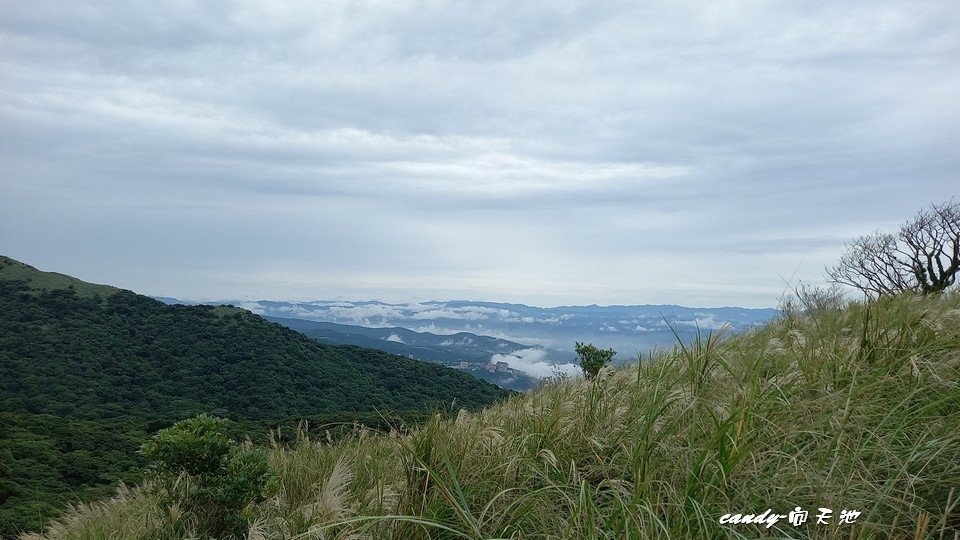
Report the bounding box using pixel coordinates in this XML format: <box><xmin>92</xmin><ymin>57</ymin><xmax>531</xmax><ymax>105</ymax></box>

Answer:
<box><xmin>827</xmin><ymin>199</ymin><xmax>960</xmax><ymax>298</ymax></box>
<box><xmin>575</xmin><ymin>342</ymin><xmax>615</xmax><ymax>380</ymax></box>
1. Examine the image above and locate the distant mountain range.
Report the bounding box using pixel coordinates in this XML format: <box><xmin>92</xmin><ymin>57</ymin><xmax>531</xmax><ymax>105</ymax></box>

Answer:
<box><xmin>158</xmin><ymin>298</ymin><xmax>780</xmax><ymax>380</ymax></box>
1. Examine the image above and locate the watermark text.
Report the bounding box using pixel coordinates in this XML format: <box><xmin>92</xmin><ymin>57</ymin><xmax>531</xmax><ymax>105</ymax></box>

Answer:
<box><xmin>719</xmin><ymin>507</ymin><xmax>860</xmax><ymax>529</ymax></box>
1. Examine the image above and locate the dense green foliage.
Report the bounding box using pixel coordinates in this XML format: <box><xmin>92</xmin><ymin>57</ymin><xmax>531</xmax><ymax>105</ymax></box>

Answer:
<box><xmin>0</xmin><ymin>257</ymin><xmax>510</xmax><ymax>535</ymax></box>
<box><xmin>23</xmin><ymin>291</ymin><xmax>960</xmax><ymax>539</ymax></box>
<box><xmin>0</xmin><ymin>413</ymin><xmax>146</xmax><ymax>534</ymax></box>
<box><xmin>141</xmin><ymin>415</ymin><xmax>272</xmax><ymax>539</ymax></box>
<box><xmin>0</xmin><ymin>281</ymin><xmax>508</xmax><ymax>420</ymax></box>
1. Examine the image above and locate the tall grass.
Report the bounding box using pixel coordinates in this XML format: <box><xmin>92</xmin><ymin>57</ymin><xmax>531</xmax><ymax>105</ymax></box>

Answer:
<box><xmin>21</xmin><ymin>292</ymin><xmax>960</xmax><ymax>539</ymax></box>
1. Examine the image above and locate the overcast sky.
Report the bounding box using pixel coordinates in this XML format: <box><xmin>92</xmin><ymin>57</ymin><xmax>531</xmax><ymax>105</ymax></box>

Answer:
<box><xmin>1</xmin><ymin>1</ymin><xmax>958</xmax><ymax>308</ymax></box>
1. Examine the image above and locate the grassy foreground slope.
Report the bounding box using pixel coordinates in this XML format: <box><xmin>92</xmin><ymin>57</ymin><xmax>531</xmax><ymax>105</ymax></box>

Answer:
<box><xmin>26</xmin><ymin>292</ymin><xmax>960</xmax><ymax>539</ymax></box>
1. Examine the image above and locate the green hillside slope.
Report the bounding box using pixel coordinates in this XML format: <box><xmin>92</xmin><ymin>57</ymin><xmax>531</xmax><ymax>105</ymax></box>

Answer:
<box><xmin>21</xmin><ymin>291</ymin><xmax>960</xmax><ymax>539</ymax></box>
<box><xmin>0</xmin><ymin>256</ymin><xmax>119</xmax><ymax>298</ymax></box>
<box><xmin>0</xmin><ymin>286</ymin><xmax>507</xmax><ymax>420</ymax></box>
<box><xmin>0</xmin><ymin>256</ymin><xmax>510</xmax><ymax>535</ymax></box>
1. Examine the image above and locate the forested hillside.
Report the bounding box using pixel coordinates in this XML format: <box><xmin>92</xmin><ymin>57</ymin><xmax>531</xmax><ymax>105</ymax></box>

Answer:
<box><xmin>0</xmin><ymin>256</ymin><xmax>511</xmax><ymax>535</ymax></box>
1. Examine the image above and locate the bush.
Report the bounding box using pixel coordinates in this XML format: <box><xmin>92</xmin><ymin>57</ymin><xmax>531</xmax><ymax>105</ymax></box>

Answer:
<box><xmin>141</xmin><ymin>414</ymin><xmax>271</xmax><ymax>538</ymax></box>
<box><xmin>574</xmin><ymin>342</ymin><xmax>615</xmax><ymax>380</ymax></box>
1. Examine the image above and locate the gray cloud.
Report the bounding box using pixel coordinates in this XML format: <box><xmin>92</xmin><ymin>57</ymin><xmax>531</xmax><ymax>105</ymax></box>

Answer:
<box><xmin>2</xmin><ymin>0</ymin><xmax>958</xmax><ymax>307</ymax></box>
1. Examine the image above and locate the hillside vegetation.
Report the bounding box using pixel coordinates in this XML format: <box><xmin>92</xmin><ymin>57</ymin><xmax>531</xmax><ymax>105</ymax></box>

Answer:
<box><xmin>22</xmin><ymin>291</ymin><xmax>960</xmax><ymax>539</ymax></box>
<box><xmin>0</xmin><ymin>257</ymin><xmax>510</xmax><ymax>535</ymax></box>
<box><xmin>0</xmin><ymin>257</ymin><xmax>120</xmax><ymax>299</ymax></box>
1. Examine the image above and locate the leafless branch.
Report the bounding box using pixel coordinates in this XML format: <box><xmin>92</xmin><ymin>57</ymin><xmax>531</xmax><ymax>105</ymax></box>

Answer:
<box><xmin>826</xmin><ymin>199</ymin><xmax>960</xmax><ymax>298</ymax></box>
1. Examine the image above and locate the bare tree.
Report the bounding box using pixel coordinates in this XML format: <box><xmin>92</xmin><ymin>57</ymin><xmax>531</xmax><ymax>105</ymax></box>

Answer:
<box><xmin>778</xmin><ymin>281</ymin><xmax>846</xmax><ymax>319</ymax></box>
<box><xmin>827</xmin><ymin>199</ymin><xmax>960</xmax><ymax>298</ymax></box>
<box><xmin>899</xmin><ymin>200</ymin><xmax>960</xmax><ymax>293</ymax></box>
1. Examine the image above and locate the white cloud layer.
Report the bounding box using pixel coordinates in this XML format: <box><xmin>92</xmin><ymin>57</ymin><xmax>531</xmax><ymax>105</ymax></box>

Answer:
<box><xmin>2</xmin><ymin>1</ymin><xmax>958</xmax><ymax>307</ymax></box>
<box><xmin>490</xmin><ymin>348</ymin><xmax>579</xmax><ymax>379</ymax></box>
<box><xmin>676</xmin><ymin>313</ymin><xmax>731</xmax><ymax>331</ymax></box>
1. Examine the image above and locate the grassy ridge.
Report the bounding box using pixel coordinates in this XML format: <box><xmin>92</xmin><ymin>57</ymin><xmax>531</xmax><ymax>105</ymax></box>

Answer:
<box><xmin>0</xmin><ymin>257</ymin><xmax>119</xmax><ymax>299</ymax></box>
<box><xmin>23</xmin><ymin>292</ymin><xmax>960</xmax><ymax>539</ymax></box>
